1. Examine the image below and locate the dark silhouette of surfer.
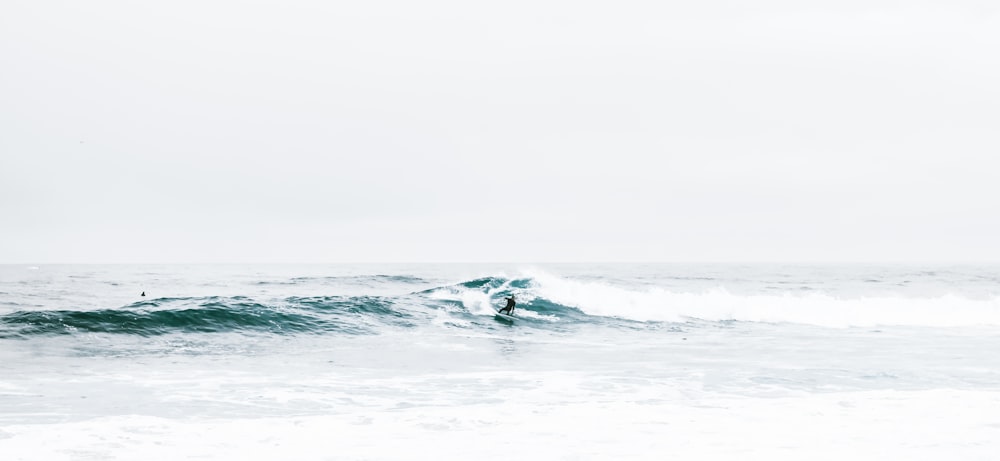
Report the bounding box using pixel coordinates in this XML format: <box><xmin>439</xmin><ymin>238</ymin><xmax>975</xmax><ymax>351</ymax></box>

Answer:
<box><xmin>141</xmin><ymin>291</ymin><xmax>146</xmax><ymax>297</ymax></box>
<box><xmin>498</xmin><ymin>295</ymin><xmax>516</xmax><ymax>315</ymax></box>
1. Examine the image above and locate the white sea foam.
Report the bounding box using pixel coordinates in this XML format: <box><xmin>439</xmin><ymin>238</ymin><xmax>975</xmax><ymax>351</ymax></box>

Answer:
<box><xmin>3</xmin><ymin>388</ymin><xmax>999</xmax><ymax>461</ymax></box>
<box><xmin>523</xmin><ymin>269</ymin><xmax>1000</xmax><ymax>328</ymax></box>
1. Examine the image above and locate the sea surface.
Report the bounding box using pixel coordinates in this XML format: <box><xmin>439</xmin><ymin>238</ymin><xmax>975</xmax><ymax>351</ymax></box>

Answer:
<box><xmin>1</xmin><ymin>264</ymin><xmax>999</xmax><ymax>460</ymax></box>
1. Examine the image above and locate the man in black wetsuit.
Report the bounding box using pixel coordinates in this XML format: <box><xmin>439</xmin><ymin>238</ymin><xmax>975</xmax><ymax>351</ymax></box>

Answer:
<box><xmin>498</xmin><ymin>295</ymin><xmax>516</xmax><ymax>315</ymax></box>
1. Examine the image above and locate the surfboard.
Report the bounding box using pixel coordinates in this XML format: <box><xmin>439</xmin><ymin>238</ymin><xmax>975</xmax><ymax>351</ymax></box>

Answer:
<box><xmin>494</xmin><ymin>311</ymin><xmax>516</xmax><ymax>321</ymax></box>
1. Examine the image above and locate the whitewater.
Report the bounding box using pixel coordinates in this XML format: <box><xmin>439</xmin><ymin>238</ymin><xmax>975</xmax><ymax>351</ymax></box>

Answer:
<box><xmin>2</xmin><ymin>264</ymin><xmax>999</xmax><ymax>460</ymax></box>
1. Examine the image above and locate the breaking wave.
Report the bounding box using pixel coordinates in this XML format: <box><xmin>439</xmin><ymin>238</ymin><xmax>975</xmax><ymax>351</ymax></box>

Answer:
<box><xmin>3</xmin><ymin>270</ymin><xmax>999</xmax><ymax>338</ymax></box>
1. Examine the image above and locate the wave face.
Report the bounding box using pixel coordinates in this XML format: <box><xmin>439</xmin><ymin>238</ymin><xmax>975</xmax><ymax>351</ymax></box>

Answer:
<box><xmin>2</xmin><ymin>265</ymin><xmax>1000</xmax><ymax>338</ymax></box>
<box><xmin>0</xmin><ymin>296</ymin><xmax>413</xmax><ymax>338</ymax></box>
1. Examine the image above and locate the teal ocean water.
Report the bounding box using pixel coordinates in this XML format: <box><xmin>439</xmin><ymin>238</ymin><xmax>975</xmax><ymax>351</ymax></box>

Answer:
<box><xmin>2</xmin><ymin>264</ymin><xmax>999</xmax><ymax>460</ymax></box>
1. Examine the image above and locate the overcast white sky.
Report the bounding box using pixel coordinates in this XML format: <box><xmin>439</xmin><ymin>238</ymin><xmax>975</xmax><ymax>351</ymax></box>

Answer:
<box><xmin>1</xmin><ymin>0</ymin><xmax>998</xmax><ymax>263</ymax></box>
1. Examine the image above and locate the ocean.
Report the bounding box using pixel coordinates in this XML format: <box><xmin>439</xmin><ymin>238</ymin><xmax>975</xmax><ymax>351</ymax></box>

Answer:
<box><xmin>1</xmin><ymin>264</ymin><xmax>999</xmax><ymax>460</ymax></box>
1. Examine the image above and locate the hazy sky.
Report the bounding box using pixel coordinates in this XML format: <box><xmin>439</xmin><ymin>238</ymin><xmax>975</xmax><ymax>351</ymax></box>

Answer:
<box><xmin>2</xmin><ymin>0</ymin><xmax>998</xmax><ymax>263</ymax></box>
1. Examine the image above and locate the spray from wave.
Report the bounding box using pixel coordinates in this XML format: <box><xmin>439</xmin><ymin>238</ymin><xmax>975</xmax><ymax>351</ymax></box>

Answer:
<box><xmin>515</xmin><ymin>269</ymin><xmax>1000</xmax><ymax>328</ymax></box>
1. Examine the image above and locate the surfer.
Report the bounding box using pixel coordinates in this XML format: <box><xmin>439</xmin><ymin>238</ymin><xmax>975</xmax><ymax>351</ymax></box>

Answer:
<box><xmin>498</xmin><ymin>295</ymin><xmax>516</xmax><ymax>315</ymax></box>
<box><xmin>141</xmin><ymin>291</ymin><xmax>145</xmax><ymax>297</ymax></box>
